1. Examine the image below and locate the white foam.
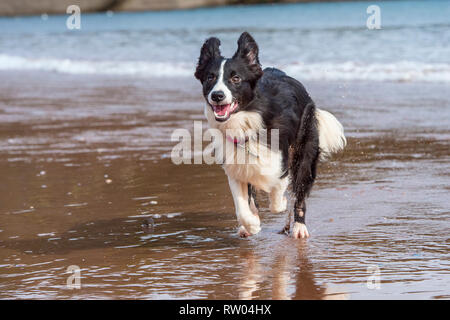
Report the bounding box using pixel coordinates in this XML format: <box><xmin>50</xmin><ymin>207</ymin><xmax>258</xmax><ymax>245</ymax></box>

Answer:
<box><xmin>1</xmin><ymin>54</ymin><xmax>450</xmax><ymax>82</ymax></box>
<box><xmin>0</xmin><ymin>54</ymin><xmax>192</xmax><ymax>77</ymax></box>
<box><xmin>283</xmin><ymin>61</ymin><xmax>450</xmax><ymax>82</ymax></box>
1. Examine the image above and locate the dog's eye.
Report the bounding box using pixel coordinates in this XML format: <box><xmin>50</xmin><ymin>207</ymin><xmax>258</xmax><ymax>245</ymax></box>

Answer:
<box><xmin>206</xmin><ymin>74</ymin><xmax>216</xmax><ymax>82</ymax></box>
<box><xmin>231</xmin><ymin>75</ymin><xmax>241</xmax><ymax>84</ymax></box>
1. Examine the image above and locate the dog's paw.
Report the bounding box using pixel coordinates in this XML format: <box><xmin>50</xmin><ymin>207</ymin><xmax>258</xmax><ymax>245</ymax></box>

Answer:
<box><xmin>238</xmin><ymin>226</ymin><xmax>251</xmax><ymax>238</ymax></box>
<box><xmin>291</xmin><ymin>222</ymin><xmax>309</xmax><ymax>239</ymax></box>
<box><xmin>269</xmin><ymin>196</ymin><xmax>287</xmax><ymax>213</ymax></box>
<box><xmin>243</xmin><ymin>223</ymin><xmax>261</xmax><ymax>236</ymax></box>
<box><xmin>247</xmin><ymin>224</ymin><xmax>261</xmax><ymax>235</ymax></box>
<box><xmin>240</xmin><ymin>212</ymin><xmax>261</xmax><ymax>236</ymax></box>
<box><xmin>238</xmin><ymin>223</ymin><xmax>261</xmax><ymax>237</ymax></box>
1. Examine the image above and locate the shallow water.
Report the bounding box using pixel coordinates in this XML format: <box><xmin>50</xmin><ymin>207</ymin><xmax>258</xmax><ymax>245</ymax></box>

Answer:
<box><xmin>0</xmin><ymin>71</ymin><xmax>449</xmax><ymax>299</ymax></box>
<box><xmin>0</xmin><ymin>0</ymin><xmax>449</xmax><ymax>301</ymax></box>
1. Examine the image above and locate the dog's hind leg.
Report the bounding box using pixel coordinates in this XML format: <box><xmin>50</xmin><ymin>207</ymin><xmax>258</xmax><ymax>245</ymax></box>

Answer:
<box><xmin>290</xmin><ymin>102</ymin><xmax>320</xmax><ymax>239</ymax></box>
<box><xmin>228</xmin><ymin>176</ymin><xmax>261</xmax><ymax>237</ymax></box>
<box><xmin>279</xmin><ymin>209</ymin><xmax>293</xmax><ymax>235</ymax></box>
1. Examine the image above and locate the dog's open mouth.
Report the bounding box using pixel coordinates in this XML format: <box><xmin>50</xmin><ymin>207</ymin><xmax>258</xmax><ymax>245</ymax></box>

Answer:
<box><xmin>211</xmin><ymin>101</ymin><xmax>238</xmax><ymax>121</ymax></box>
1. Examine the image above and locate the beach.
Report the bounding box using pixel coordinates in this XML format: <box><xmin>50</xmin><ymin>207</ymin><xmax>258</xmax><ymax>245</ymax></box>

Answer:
<box><xmin>0</xmin><ymin>1</ymin><xmax>449</xmax><ymax>299</ymax></box>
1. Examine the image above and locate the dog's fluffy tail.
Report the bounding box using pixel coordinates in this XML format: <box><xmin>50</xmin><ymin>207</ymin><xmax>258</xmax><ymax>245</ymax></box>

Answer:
<box><xmin>315</xmin><ymin>108</ymin><xmax>346</xmax><ymax>160</ymax></box>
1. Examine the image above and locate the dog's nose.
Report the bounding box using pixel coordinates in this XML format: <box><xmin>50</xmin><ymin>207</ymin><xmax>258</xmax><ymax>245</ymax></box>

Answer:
<box><xmin>211</xmin><ymin>91</ymin><xmax>225</xmax><ymax>103</ymax></box>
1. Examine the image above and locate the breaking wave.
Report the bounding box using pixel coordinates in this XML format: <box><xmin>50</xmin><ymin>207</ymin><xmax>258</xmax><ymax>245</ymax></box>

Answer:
<box><xmin>1</xmin><ymin>54</ymin><xmax>449</xmax><ymax>82</ymax></box>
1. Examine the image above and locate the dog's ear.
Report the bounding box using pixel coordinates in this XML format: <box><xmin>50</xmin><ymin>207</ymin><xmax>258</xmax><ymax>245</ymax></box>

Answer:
<box><xmin>195</xmin><ymin>37</ymin><xmax>221</xmax><ymax>81</ymax></box>
<box><xmin>233</xmin><ymin>32</ymin><xmax>263</xmax><ymax>80</ymax></box>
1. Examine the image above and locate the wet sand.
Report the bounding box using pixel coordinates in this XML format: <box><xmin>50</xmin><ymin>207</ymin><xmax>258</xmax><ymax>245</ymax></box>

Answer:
<box><xmin>0</xmin><ymin>71</ymin><xmax>449</xmax><ymax>299</ymax></box>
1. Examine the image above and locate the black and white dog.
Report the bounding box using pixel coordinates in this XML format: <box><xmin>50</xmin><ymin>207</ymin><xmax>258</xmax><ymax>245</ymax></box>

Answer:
<box><xmin>195</xmin><ymin>32</ymin><xmax>346</xmax><ymax>238</ymax></box>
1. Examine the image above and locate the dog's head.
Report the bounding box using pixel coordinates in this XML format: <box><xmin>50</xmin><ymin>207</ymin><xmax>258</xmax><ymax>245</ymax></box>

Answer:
<box><xmin>195</xmin><ymin>32</ymin><xmax>263</xmax><ymax>122</ymax></box>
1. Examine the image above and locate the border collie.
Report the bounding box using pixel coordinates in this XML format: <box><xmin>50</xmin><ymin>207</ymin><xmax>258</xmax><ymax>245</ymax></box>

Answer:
<box><xmin>194</xmin><ymin>32</ymin><xmax>346</xmax><ymax>238</ymax></box>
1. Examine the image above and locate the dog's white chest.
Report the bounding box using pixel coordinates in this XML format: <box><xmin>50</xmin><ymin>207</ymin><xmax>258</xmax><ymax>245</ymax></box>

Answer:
<box><xmin>222</xmin><ymin>143</ymin><xmax>283</xmax><ymax>192</ymax></box>
<box><xmin>204</xmin><ymin>105</ymin><xmax>283</xmax><ymax>192</ymax></box>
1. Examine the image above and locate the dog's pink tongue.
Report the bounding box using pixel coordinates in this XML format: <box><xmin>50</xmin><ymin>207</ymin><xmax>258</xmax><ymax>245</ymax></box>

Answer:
<box><xmin>214</xmin><ymin>104</ymin><xmax>229</xmax><ymax>116</ymax></box>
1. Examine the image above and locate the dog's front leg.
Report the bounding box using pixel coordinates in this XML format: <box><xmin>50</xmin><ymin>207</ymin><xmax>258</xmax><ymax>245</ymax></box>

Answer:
<box><xmin>269</xmin><ymin>177</ymin><xmax>289</xmax><ymax>213</ymax></box>
<box><xmin>227</xmin><ymin>176</ymin><xmax>261</xmax><ymax>237</ymax></box>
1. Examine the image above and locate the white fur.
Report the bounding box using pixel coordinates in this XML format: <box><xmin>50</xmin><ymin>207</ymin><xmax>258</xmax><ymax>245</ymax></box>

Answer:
<box><xmin>292</xmin><ymin>222</ymin><xmax>309</xmax><ymax>238</ymax></box>
<box><xmin>207</xmin><ymin>59</ymin><xmax>233</xmax><ymax>105</ymax></box>
<box><xmin>224</xmin><ymin>140</ymin><xmax>283</xmax><ymax>193</ymax></box>
<box><xmin>228</xmin><ymin>176</ymin><xmax>261</xmax><ymax>235</ymax></box>
<box><xmin>205</xmin><ymin>106</ymin><xmax>286</xmax><ymax>235</ymax></box>
<box><xmin>269</xmin><ymin>177</ymin><xmax>288</xmax><ymax>213</ymax></box>
<box><xmin>316</xmin><ymin>108</ymin><xmax>346</xmax><ymax>160</ymax></box>
<box><xmin>205</xmin><ymin>106</ymin><xmax>283</xmax><ymax>192</ymax></box>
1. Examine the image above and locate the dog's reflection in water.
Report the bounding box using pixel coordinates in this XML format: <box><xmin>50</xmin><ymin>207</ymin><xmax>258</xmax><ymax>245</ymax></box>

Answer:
<box><xmin>238</xmin><ymin>241</ymin><xmax>348</xmax><ymax>300</ymax></box>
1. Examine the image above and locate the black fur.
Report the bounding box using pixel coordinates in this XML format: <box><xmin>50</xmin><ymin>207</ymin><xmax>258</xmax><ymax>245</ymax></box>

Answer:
<box><xmin>196</xmin><ymin>32</ymin><xmax>320</xmax><ymax>230</ymax></box>
<box><xmin>290</xmin><ymin>102</ymin><xmax>320</xmax><ymax>223</ymax></box>
<box><xmin>247</xmin><ymin>183</ymin><xmax>258</xmax><ymax>209</ymax></box>
<box><xmin>194</xmin><ymin>37</ymin><xmax>222</xmax><ymax>81</ymax></box>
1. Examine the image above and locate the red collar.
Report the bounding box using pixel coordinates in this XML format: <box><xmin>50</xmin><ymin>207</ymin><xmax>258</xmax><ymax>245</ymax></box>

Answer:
<box><xmin>226</xmin><ymin>136</ymin><xmax>249</xmax><ymax>145</ymax></box>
